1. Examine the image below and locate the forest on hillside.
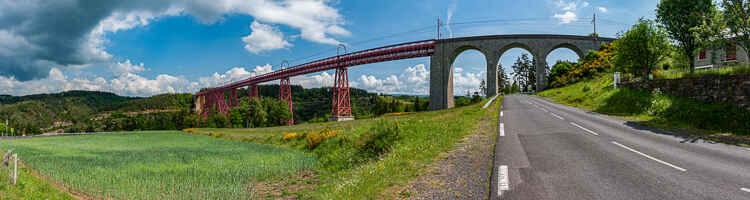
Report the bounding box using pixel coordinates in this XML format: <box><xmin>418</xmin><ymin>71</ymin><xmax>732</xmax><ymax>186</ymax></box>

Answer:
<box><xmin>0</xmin><ymin>86</ymin><xmax>482</xmax><ymax>135</ymax></box>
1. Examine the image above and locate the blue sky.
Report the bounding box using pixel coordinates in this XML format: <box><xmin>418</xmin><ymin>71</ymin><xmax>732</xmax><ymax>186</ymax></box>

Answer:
<box><xmin>0</xmin><ymin>0</ymin><xmax>657</xmax><ymax>97</ymax></box>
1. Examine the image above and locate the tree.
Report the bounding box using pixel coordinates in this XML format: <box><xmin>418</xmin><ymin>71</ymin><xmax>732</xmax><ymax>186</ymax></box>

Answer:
<box><xmin>693</xmin><ymin>8</ymin><xmax>728</xmax><ymax>65</ymax></box>
<box><xmin>722</xmin><ymin>0</ymin><xmax>750</xmax><ymax>61</ymax></box>
<box><xmin>511</xmin><ymin>54</ymin><xmax>536</xmax><ymax>92</ymax></box>
<box><xmin>497</xmin><ymin>63</ymin><xmax>509</xmax><ymax>93</ymax></box>
<box><xmin>479</xmin><ymin>79</ymin><xmax>487</xmax><ymax>96</ymax></box>
<box><xmin>547</xmin><ymin>61</ymin><xmax>576</xmax><ymax>87</ymax></box>
<box><xmin>656</xmin><ymin>0</ymin><xmax>715</xmax><ymax>73</ymax></box>
<box><xmin>614</xmin><ymin>18</ymin><xmax>670</xmax><ymax>77</ymax></box>
<box><xmin>247</xmin><ymin>98</ymin><xmax>267</xmax><ymax>128</ymax></box>
<box><xmin>229</xmin><ymin>98</ymin><xmax>252</xmax><ymax>128</ymax></box>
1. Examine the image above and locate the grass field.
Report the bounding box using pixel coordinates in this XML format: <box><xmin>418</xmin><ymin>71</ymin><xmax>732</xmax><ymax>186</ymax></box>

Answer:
<box><xmin>195</xmin><ymin>97</ymin><xmax>502</xmax><ymax>199</ymax></box>
<box><xmin>537</xmin><ymin>72</ymin><xmax>750</xmax><ymax>142</ymax></box>
<box><xmin>0</xmin><ymin>131</ymin><xmax>318</xmax><ymax>199</ymax></box>
<box><xmin>0</xmin><ymin>97</ymin><xmax>501</xmax><ymax>199</ymax></box>
<box><xmin>0</xmin><ymin>156</ymin><xmax>75</xmax><ymax>200</ymax></box>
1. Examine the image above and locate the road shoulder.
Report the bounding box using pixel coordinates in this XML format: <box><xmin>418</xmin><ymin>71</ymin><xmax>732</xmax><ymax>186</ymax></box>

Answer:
<box><xmin>396</xmin><ymin>99</ymin><xmax>501</xmax><ymax>199</ymax></box>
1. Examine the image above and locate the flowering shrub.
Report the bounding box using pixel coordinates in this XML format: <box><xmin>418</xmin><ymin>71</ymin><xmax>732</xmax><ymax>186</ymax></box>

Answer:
<box><xmin>548</xmin><ymin>43</ymin><xmax>616</xmax><ymax>88</ymax></box>
<box><xmin>305</xmin><ymin>127</ymin><xmax>340</xmax><ymax>149</ymax></box>
<box><xmin>282</xmin><ymin>132</ymin><xmax>298</xmax><ymax>141</ymax></box>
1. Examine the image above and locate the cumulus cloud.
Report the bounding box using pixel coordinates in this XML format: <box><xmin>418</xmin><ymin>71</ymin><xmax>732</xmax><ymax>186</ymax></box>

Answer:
<box><xmin>0</xmin><ymin>0</ymin><xmax>349</xmax><ymax>81</ymax></box>
<box><xmin>242</xmin><ymin>21</ymin><xmax>293</xmax><ymax>54</ymax></box>
<box><xmin>198</xmin><ymin>64</ymin><xmax>274</xmax><ymax>88</ymax></box>
<box><xmin>110</xmin><ymin>60</ymin><xmax>148</xmax><ymax>75</ymax></box>
<box><xmin>555</xmin><ymin>0</ymin><xmax>577</xmax><ymax>11</ymax></box>
<box><xmin>598</xmin><ymin>7</ymin><xmax>608</xmax><ymax>13</ymax></box>
<box><xmin>553</xmin><ymin>11</ymin><xmax>578</xmax><ymax>24</ymax></box>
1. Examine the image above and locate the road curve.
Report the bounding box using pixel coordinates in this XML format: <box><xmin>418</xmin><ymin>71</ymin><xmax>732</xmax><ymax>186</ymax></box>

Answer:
<box><xmin>490</xmin><ymin>95</ymin><xmax>750</xmax><ymax>200</ymax></box>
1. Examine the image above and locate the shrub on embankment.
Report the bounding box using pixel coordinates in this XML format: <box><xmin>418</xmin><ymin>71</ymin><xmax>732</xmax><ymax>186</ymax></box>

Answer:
<box><xmin>538</xmin><ymin>72</ymin><xmax>750</xmax><ymax>137</ymax></box>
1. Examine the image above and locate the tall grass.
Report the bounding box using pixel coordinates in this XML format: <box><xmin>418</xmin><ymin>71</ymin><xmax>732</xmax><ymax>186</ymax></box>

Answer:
<box><xmin>0</xmin><ymin>131</ymin><xmax>318</xmax><ymax>199</ymax></box>
<box><xmin>658</xmin><ymin>65</ymin><xmax>750</xmax><ymax>79</ymax></box>
<box><xmin>197</xmin><ymin>97</ymin><xmax>503</xmax><ymax>199</ymax></box>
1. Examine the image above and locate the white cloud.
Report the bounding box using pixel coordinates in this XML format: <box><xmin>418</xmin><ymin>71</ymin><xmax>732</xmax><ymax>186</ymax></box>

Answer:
<box><xmin>110</xmin><ymin>60</ymin><xmax>148</xmax><ymax>75</ymax></box>
<box><xmin>198</xmin><ymin>64</ymin><xmax>274</xmax><ymax>88</ymax></box>
<box><xmin>0</xmin><ymin>0</ymin><xmax>350</xmax><ymax>82</ymax></box>
<box><xmin>242</xmin><ymin>21</ymin><xmax>293</xmax><ymax>54</ymax></box>
<box><xmin>598</xmin><ymin>7</ymin><xmax>608</xmax><ymax>13</ymax></box>
<box><xmin>553</xmin><ymin>11</ymin><xmax>578</xmax><ymax>24</ymax></box>
<box><xmin>555</xmin><ymin>0</ymin><xmax>577</xmax><ymax>11</ymax></box>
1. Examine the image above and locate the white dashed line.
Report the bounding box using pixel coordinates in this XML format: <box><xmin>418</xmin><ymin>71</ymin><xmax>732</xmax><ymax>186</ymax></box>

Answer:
<box><xmin>540</xmin><ymin>108</ymin><xmax>549</xmax><ymax>112</ymax></box>
<box><xmin>742</xmin><ymin>188</ymin><xmax>750</xmax><ymax>193</ymax></box>
<box><xmin>611</xmin><ymin>141</ymin><xmax>687</xmax><ymax>172</ymax></box>
<box><xmin>497</xmin><ymin>165</ymin><xmax>510</xmax><ymax>196</ymax></box>
<box><xmin>570</xmin><ymin>122</ymin><xmax>599</xmax><ymax>136</ymax></box>
<box><xmin>499</xmin><ymin>123</ymin><xmax>505</xmax><ymax>137</ymax></box>
<box><xmin>550</xmin><ymin>113</ymin><xmax>565</xmax><ymax>120</ymax></box>
<box><xmin>500</xmin><ymin>111</ymin><xmax>503</xmax><ymax>117</ymax></box>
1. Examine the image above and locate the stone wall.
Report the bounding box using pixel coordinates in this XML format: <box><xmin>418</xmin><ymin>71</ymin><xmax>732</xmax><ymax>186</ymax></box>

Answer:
<box><xmin>620</xmin><ymin>74</ymin><xmax>750</xmax><ymax>109</ymax></box>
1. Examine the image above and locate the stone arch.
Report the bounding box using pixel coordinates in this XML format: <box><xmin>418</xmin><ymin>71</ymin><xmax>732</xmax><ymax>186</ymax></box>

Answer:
<box><xmin>449</xmin><ymin>45</ymin><xmax>486</xmax><ymax>63</ymax></box>
<box><xmin>499</xmin><ymin>42</ymin><xmax>536</xmax><ymax>58</ymax></box>
<box><xmin>447</xmin><ymin>45</ymin><xmax>491</xmax><ymax>97</ymax></box>
<box><xmin>545</xmin><ymin>43</ymin><xmax>585</xmax><ymax>59</ymax></box>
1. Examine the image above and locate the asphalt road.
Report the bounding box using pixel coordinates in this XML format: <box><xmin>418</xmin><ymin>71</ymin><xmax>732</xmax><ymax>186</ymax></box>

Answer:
<box><xmin>490</xmin><ymin>95</ymin><xmax>750</xmax><ymax>200</ymax></box>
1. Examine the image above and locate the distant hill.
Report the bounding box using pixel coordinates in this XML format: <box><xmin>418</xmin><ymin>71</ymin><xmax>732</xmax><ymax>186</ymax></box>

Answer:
<box><xmin>0</xmin><ymin>86</ymin><xmax>430</xmax><ymax>134</ymax></box>
<box><xmin>0</xmin><ymin>91</ymin><xmax>188</xmax><ymax>133</ymax></box>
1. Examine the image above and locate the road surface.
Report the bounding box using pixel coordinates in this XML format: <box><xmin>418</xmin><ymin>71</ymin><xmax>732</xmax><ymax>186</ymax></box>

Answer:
<box><xmin>491</xmin><ymin>95</ymin><xmax>750</xmax><ymax>200</ymax></box>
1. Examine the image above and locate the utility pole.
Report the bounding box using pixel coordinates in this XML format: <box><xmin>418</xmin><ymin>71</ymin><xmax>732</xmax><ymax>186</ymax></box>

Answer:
<box><xmin>591</xmin><ymin>13</ymin><xmax>597</xmax><ymax>41</ymax></box>
<box><xmin>437</xmin><ymin>18</ymin><xmax>441</xmax><ymax>40</ymax></box>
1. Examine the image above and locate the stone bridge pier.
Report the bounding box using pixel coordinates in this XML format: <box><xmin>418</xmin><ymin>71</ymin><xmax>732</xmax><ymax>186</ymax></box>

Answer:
<box><xmin>429</xmin><ymin>35</ymin><xmax>614</xmax><ymax>110</ymax></box>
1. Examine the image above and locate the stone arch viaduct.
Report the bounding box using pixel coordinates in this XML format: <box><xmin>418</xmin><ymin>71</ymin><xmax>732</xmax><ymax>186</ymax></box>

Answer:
<box><xmin>429</xmin><ymin>34</ymin><xmax>615</xmax><ymax>110</ymax></box>
<box><xmin>197</xmin><ymin>34</ymin><xmax>616</xmax><ymax>122</ymax></box>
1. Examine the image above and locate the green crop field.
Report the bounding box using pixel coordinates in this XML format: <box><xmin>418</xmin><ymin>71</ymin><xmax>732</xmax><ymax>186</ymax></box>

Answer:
<box><xmin>0</xmin><ymin>131</ymin><xmax>318</xmax><ymax>199</ymax></box>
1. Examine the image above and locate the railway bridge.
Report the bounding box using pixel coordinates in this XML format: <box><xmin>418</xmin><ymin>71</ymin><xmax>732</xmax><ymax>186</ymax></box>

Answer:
<box><xmin>195</xmin><ymin>34</ymin><xmax>615</xmax><ymax>124</ymax></box>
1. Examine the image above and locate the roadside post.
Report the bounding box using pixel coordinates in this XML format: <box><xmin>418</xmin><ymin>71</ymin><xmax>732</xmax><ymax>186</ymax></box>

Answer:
<box><xmin>13</xmin><ymin>154</ymin><xmax>17</xmax><ymax>185</ymax></box>
<box><xmin>614</xmin><ymin>72</ymin><xmax>621</xmax><ymax>89</ymax></box>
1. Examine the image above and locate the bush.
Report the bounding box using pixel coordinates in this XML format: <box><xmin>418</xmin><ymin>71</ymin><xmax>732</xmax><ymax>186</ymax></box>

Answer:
<box><xmin>358</xmin><ymin>120</ymin><xmax>401</xmax><ymax>158</ymax></box>
<box><xmin>282</xmin><ymin>132</ymin><xmax>298</xmax><ymax>140</ymax></box>
<box><xmin>305</xmin><ymin>127</ymin><xmax>339</xmax><ymax>149</ymax></box>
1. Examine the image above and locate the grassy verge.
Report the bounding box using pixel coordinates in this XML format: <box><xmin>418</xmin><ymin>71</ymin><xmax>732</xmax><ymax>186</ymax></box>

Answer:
<box><xmin>0</xmin><ymin>131</ymin><xmax>318</xmax><ymax>199</ymax></box>
<box><xmin>0</xmin><ymin>153</ymin><xmax>74</xmax><ymax>200</ymax></box>
<box><xmin>537</xmin><ymin>72</ymin><xmax>750</xmax><ymax>146</ymax></box>
<box><xmin>658</xmin><ymin>65</ymin><xmax>750</xmax><ymax>79</ymax></box>
<box><xmin>195</xmin><ymin>97</ymin><xmax>502</xmax><ymax>199</ymax></box>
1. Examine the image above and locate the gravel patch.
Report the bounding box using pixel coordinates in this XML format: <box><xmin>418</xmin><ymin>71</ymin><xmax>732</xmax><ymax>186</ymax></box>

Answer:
<box><xmin>397</xmin><ymin>114</ymin><xmax>496</xmax><ymax>199</ymax></box>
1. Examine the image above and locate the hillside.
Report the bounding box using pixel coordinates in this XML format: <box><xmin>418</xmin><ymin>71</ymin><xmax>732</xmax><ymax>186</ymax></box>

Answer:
<box><xmin>0</xmin><ymin>91</ymin><xmax>137</xmax><ymax>133</ymax></box>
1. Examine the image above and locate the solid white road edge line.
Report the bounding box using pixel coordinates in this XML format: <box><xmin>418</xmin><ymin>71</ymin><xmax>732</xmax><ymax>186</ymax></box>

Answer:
<box><xmin>570</xmin><ymin>122</ymin><xmax>599</xmax><ymax>136</ymax></box>
<box><xmin>499</xmin><ymin>123</ymin><xmax>505</xmax><ymax>137</ymax></box>
<box><xmin>742</xmin><ymin>187</ymin><xmax>750</xmax><ymax>193</ymax></box>
<box><xmin>498</xmin><ymin>165</ymin><xmax>510</xmax><ymax>196</ymax></box>
<box><xmin>483</xmin><ymin>95</ymin><xmax>499</xmax><ymax>109</ymax></box>
<box><xmin>611</xmin><ymin>141</ymin><xmax>687</xmax><ymax>172</ymax></box>
<box><xmin>550</xmin><ymin>113</ymin><xmax>565</xmax><ymax>120</ymax></box>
